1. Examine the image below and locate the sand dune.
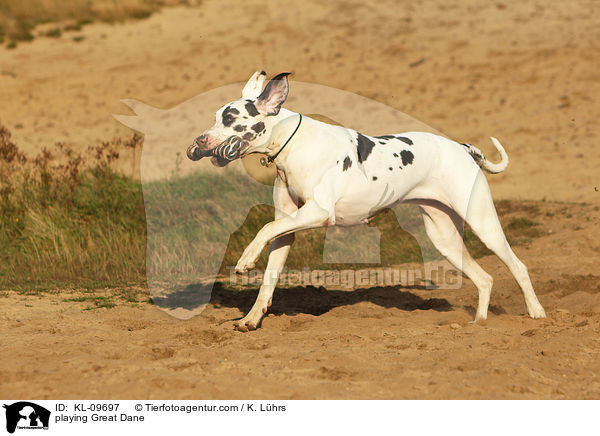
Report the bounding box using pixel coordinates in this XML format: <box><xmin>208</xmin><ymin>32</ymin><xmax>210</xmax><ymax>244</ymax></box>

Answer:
<box><xmin>1</xmin><ymin>1</ymin><xmax>598</xmax><ymax>201</ymax></box>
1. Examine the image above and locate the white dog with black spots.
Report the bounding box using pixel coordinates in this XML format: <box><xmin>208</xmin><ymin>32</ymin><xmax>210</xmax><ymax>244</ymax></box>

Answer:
<box><xmin>187</xmin><ymin>71</ymin><xmax>546</xmax><ymax>331</ymax></box>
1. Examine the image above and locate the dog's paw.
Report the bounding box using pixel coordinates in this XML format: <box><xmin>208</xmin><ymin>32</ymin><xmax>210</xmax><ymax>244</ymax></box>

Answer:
<box><xmin>471</xmin><ymin>314</ymin><xmax>487</xmax><ymax>324</ymax></box>
<box><xmin>234</xmin><ymin>308</ymin><xmax>266</xmax><ymax>332</ymax></box>
<box><xmin>234</xmin><ymin>319</ymin><xmax>257</xmax><ymax>332</ymax></box>
<box><xmin>528</xmin><ymin>304</ymin><xmax>546</xmax><ymax>319</ymax></box>
<box><xmin>235</xmin><ymin>242</ymin><xmax>263</xmax><ymax>273</ymax></box>
<box><xmin>234</xmin><ymin>262</ymin><xmax>250</xmax><ymax>274</ymax></box>
<box><xmin>234</xmin><ymin>259</ymin><xmax>255</xmax><ymax>274</ymax></box>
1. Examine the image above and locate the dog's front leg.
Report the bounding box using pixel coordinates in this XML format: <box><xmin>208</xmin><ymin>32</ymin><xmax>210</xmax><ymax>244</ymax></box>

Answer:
<box><xmin>235</xmin><ymin>199</ymin><xmax>330</xmax><ymax>274</ymax></box>
<box><xmin>234</xmin><ymin>173</ymin><xmax>334</xmax><ymax>331</ymax></box>
<box><xmin>234</xmin><ymin>198</ymin><xmax>330</xmax><ymax>331</ymax></box>
<box><xmin>235</xmin><ymin>177</ymin><xmax>298</xmax><ymax>331</ymax></box>
<box><xmin>234</xmin><ymin>234</ymin><xmax>294</xmax><ymax>331</ymax></box>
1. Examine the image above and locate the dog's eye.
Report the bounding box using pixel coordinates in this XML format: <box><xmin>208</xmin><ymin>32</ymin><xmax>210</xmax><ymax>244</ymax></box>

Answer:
<box><xmin>223</xmin><ymin>115</ymin><xmax>235</xmax><ymax>126</ymax></box>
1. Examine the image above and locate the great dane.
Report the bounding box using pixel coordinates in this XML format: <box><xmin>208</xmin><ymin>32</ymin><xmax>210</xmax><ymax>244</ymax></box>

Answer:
<box><xmin>186</xmin><ymin>71</ymin><xmax>546</xmax><ymax>331</ymax></box>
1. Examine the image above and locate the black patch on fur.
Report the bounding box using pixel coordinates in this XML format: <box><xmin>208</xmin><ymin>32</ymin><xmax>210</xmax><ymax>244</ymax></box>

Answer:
<box><xmin>242</xmin><ymin>132</ymin><xmax>255</xmax><ymax>141</ymax></box>
<box><xmin>376</xmin><ymin>135</ymin><xmax>396</xmax><ymax>140</ymax></box>
<box><xmin>372</xmin><ymin>176</ymin><xmax>378</xmax><ymax>181</ymax></box>
<box><xmin>233</xmin><ymin>124</ymin><xmax>246</xmax><ymax>132</ymax></box>
<box><xmin>468</xmin><ymin>148</ymin><xmax>484</xmax><ymax>163</ymax></box>
<box><xmin>222</xmin><ymin>106</ymin><xmax>237</xmax><ymax>127</ymax></box>
<box><xmin>397</xmin><ymin>136</ymin><xmax>413</xmax><ymax>145</ymax></box>
<box><xmin>393</xmin><ymin>153</ymin><xmax>398</xmax><ymax>157</ymax></box>
<box><xmin>251</xmin><ymin>121</ymin><xmax>265</xmax><ymax>133</ymax></box>
<box><xmin>379</xmin><ymin>141</ymin><xmax>386</xmax><ymax>144</ymax></box>
<box><xmin>343</xmin><ymin>156</ymin><xmax>352</xmax><ymax>171</ymax></box>
<box><xmin>389</xmin><ymin>167</ymin><xmax>393</xmax><ymax>171</ymax></box>
<box><xmin>400</xmin><ymin>150</ymin><xmax>415</xmax><ymax>166</ymax></box>
<box><xmin>245</xmin><ymin>101</ymin><xmax>260</xmax><ymax>117</ymax></box>
<box><xmin>356</xmin><ymin>133</ymin><xmax>375</xmax><ymax>163</ymax></box>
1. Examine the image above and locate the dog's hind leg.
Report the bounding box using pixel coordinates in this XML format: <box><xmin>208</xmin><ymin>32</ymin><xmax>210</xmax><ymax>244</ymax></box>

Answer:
<box><xmin>461</xmin><ymin>172</ymin><xmax>546</xmax><ymax>318</ymax></box>
<box><xmin>234</xmin><ymin>176</ymin><xmax>298</xmax><ymax>332</ymax></box>
<box><xmin>418</xmin><ymin>202</ymin><xmax>494</xmax><ymax>321</ymax></box>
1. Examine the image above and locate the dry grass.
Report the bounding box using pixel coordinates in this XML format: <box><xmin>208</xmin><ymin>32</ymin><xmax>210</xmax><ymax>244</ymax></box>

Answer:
<box><xmin>0</xmin><ymin>124</ymin><xmax>146</xmax><ymax>290</ymax></box>
<box><xmin>0</xmin><ymin>0</ymin><xmax>194</xmax><ymax>46</ymax></box>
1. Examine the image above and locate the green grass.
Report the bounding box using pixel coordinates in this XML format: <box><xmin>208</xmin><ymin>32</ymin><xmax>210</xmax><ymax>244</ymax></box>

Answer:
<box><xmin>506</xmin><ymin>217</ymin><xmax>542</xmax><ymax>237</ymax></box>
<box><xmin>0</xmin><ymin>166</ymin><xmax>146</xmax><ymax>289</ymax></box>
<box><xmin>64</xmin><ymin>295</ymin><xmax>116</xmax><ymax>310</ymax></box>
<box><xmin>62</xmin><ymin>287</ymin><xmax>147</xmax><ymax>309</ymax></box>
<box><xmin>0</xmin><ymin>123</ymin><xmax>549</xmax><ymax>292</ymax></box>
<box><xmin>63</xmin><ymin>23</ymin><xmax>82</xmax><ymax>31</ymax></box>
<box><xmin>0</xmin><ymin>126</ymin><xmax>146</xmax><ymax>290</ymax></box>
<box><xmin>44</xmin><ymin>27</ymin><xmax>61</xmax><ymax>38</ymax></box>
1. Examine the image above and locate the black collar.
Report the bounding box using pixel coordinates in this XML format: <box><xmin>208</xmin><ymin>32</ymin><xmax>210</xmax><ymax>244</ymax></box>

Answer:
<box><xmin>267</xmin><ymin>114</ymin><xmax>303</xmax><ymax>164</ymax></box>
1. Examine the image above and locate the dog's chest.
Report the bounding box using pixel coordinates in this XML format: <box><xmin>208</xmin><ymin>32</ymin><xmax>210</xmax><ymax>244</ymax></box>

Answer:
<box><xmin>280</xmin><ymin>167</ymin><xmax>316</xmax><ymax>204</ymax></box>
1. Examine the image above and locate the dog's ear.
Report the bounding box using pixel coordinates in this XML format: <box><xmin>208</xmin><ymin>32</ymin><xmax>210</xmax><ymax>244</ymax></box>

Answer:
<box><xmin>241</xmin><ymin>70</ymin><xmax>267</xmax><ymax>100</ymax></box>
<box><xmin>255</xmin><ymin>72</ymin><xmax>291</xmax><ymax>116</ymax></box>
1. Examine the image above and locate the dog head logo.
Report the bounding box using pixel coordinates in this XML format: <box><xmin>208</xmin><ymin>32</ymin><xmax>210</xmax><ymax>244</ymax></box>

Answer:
<box><xmin>3</xmin><ymin>402</ymin><xmax>50</xmax><ymax>434</ymax></box>
<box><xmin>114</xmin><ymin>72</ymin><xmax>446</xmax><ymax>320</ymax></box>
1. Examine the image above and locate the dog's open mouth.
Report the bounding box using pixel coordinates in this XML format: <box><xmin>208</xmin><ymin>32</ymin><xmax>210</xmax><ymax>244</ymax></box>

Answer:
<box><xmin>187</xmin><ymin>136</ymin><xmax>249</xmax><ymax>167</ymax></box>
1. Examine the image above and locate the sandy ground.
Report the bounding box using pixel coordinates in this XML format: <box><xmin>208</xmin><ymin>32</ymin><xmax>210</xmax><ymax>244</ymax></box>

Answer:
<box><xmin>1</xmin><ymin>0</ymin><xmax>600</xmax><ymax>399</ymax></box>
<box><xmin>2</xmin><ymin>201</ymin><xmax>599</xmax><ymax>399</ymax></box>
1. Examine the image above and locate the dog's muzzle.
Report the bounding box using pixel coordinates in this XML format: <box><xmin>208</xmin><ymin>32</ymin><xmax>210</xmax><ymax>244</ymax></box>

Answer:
<box><xmin>187</xmin><ymin>135</ymin><xmax>249</xmax><ymax>166</ymax></box>
<box><xmin>186</xmin><ymin>136</ymin><xmax>210</xmax><ymax>161</ymax></box>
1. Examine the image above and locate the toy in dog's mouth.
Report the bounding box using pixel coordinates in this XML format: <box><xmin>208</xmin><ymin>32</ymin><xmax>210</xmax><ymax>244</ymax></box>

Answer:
<box><xmin>186</xmin><ymin>136</ymin><xmax>250</xmax><ymax>167</ymax></box>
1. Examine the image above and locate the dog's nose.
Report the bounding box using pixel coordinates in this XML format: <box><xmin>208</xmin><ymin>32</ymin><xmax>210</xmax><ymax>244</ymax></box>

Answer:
<box><xmin>194</xmin><ymin>135</ymin><xmax>208</xmax><ymax>147</ymax></box>
<box><xmin>187</xmin><ymin>136</ymin><xmax>208</xmax><ymax>161</ymax></box>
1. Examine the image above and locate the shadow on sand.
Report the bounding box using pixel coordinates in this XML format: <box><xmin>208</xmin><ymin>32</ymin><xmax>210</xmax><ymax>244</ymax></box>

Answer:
<box><xmin>152</xmin><ymin>282</ymin><xmax>454</xmax><ymax>318</ymax></box>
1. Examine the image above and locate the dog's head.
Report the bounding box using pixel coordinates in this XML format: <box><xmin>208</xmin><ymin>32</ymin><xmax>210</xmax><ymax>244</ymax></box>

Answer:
<box><xmin>187</xmin><ymin>71</ymin><xmax>291</xmax><ymax>166</ymax></box>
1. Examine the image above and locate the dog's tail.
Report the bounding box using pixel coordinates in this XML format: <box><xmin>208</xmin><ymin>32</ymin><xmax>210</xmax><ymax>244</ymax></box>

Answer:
<box><xmin>464</xmin><ymin>137</ymin><xmax>509</xmax><ymax>174</ymax></box>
